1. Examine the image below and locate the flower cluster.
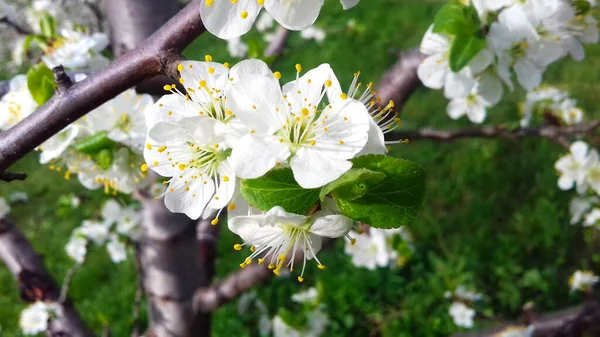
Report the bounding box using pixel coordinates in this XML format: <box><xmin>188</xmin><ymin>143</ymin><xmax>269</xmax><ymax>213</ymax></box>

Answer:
<box><xmin>569</xmin><ymin>269</ymin><xmax>599</xmax><ymax>292</ymax></box>
<box><xmin>40</xmin><ymin>27</ymin><xmax>109</xmax><ymax>70</ymax></box>
<box><xmin>19</xmin><ymin>301</ymin><xmax>62</xmax><ymax>336</ymax></box>
<box><xmin>519</xmin><ymin>86</ymin><xmax>585</xmax><ymax>127</ymax></box>
<box><xmin>65</xmin><ymin>199</ymin><xmax>140</xmax><ymax>264</ymax></box>
<box><xmin>0</xmin><ymin>75</ymin><xmax>38</xmax><ymax>131</ymax></box>
<box><xmin>418</xmin><ymin>0</ymin><xmax>599</xmax><ymax>124</ymax></box>
<box><xmin>343</xmin><ymin>226</ymin><xmax>413</xmax><ymax>270</ymax></box>
<box><xmin>200</xmin><ymin>0</ymin><xmax>359</xmax><ymax>39</ymax></box>
<box><xmin>143</xmin><ymin>57</ymin><xmax>404</xmax><ymax>280</ymax></box>
<box><xmin>444</xmin><ymin>286</ymin><xmax>483</xmax><ymax>329</ymax></box>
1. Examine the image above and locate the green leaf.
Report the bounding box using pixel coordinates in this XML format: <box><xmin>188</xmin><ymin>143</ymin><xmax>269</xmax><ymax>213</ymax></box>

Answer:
<box><xmin>432</xmin><ymin>0</ymin><xmax>480</xmax><ymax>36</ymax></box>
<box><xmin>74</xmin><ymin>131</ymin><xmax>117</xmax><ymax>155</ymax></box>
<box><xmin>331</xmin><ymin>155</ymin><xmax>426</xmax><ymax>229</ymax></box>
<box><xmin>240</xmin><ymin>168</ymin><xmax>320</xmax><ymax>214</ymax></box>
<box><xmin>320</xmin><ymin>168</ymin><xmax>386</xmax><ymax>201</ymax></box>
<box><xmin>26</xmin><ymin>64</ymin><xmax>56</xmax><ymax>106</ymax></box>
<box><xmin>573</xmin><ymin>0</ymin><xmax>592</xmax><ymax>15</ymax></box>
<box><xmin>449</xmin><ymin>33</ymin><xmax>486</xmax><ymax>72</ymax></box>
<box><xmin>39</xmin><ymin>14</ymin><xmax>58</xmax><ymax>39</ymax></box>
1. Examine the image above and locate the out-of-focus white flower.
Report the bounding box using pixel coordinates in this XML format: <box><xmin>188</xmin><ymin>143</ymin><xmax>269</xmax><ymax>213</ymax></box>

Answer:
<box><xmin>227</xmin><ymin>37</ymin><xmax>248</xmax><ymax>58</ymax></box>
<box><xmin>291</xmin><ymin>287</ymin><xmax>318</xmax><ymax>305</ymax></box>
<box><xmin>300</xmin><ymin>26</ymin><xmax>326</xmax><ymax>43</ymax></box>
<box><xmin>41</xmin><ymin>28</ymin><xmax>109</xmax><ymax>70</ymax></box>
<box><xmin>344</xmin><ymin>228</ymin><xmax>396</xmax><ymax>270</ymax></box>
<box><xmin>569</xmin><ymin>270</ymin><xmax>598</xmax><ymax>292</ymax></box>
<box><xmin>446</xmin><ymin>74</ymin><xmax>502</xmax><ymax>124</ymax></box>
<box><xmin>101</xmin><ymin>199</ymin><xmax>141</xmax><ymax>239</ymax></box>
<box><xmin>0</xmin><ymin>75</ymin><xmax>39</xmax><ymax>131</ymax></box>
<box><xmin>39</xmin><ymin>125</ymin><xmax>80</xmax><ymax>164</ymax></box>
<box><xmin>19</xmin><ymin>301</ymin><xmax>60</xmax><ymax>335</ymax></box>
<box><xmin>65</xmin><ymin>236</ymin><xmax>87</xmax><ymax>263</ymax></box>
<box><xmin>79</xmin><ymin>220</ymin><xmax>110</xmax><ymax>244</ymax></box>
<box><xmin>272</xmin><ymin>315</ymin><xmax>303</xmax><ymax>337</ymax></box>
<box><xmin>449</xmin><ymin>301</ymin><xmax>475</xmax><ymax>329</ymax></box>
<box><xmin>0</xmin><ymin>197</ymin><xmax>10</xmax><ymax>218</ymax></box>
<box><xmin>453</xmin><ymin>286</ymin><xmax>483</xmax><ymax>302</ymax></box>
<box><xmin>255</xmin><ymin>12</ymin><xmax>274</xmax><ymax>32</ymax></box>
<box><xmin>519</xmin><ymin>86</ymin><xmax>569</xmax><ymax>127</ymax></box>
<box><xmin>584</xmin><ymin>208</ymin><xmax>600</xmax><ymax>227</ymax></box>
<box><xmin>70</xmin><ymin>196</ymin><xmax>81</xmax><ymax>208</ymax></box>
<box><xmin>559</xmin><ymin>100</ymin><xmax>584</xmax><ymax>125</ymax></box>
<box><xmin>150</xmin><ymin>182</ymin><xmax>167</xmax><ymax>199</ymax></box>
<box><xmin>106</xmin><ymin>236</ymin><xmax>127</xmax><ymax>263</ymax></box>
<box><xmin>8</xmin><ymin>191</ymin><xmax>29</xmax><ymax>203</ymax></box>
<box><xmin>571</xmin><ymin>196</ymin><xmax>598</xmax><ymax>225</ymax></box>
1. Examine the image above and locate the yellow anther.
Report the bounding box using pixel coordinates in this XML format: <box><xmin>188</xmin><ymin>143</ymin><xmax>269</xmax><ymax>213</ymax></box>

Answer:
<box><xmin>178</xmin><ymin>164</ymin><xmax>186</xmax><ymax>171</ymax></box>
<box><xmin>223</xmin><ymin>62</ymin><xmax>230</xmax><ymax>68</ymax></box>
<box><xmin>257</xmin><ymin>0</ymin><xmax>264</xmax><ymax>4</ymax></box>
<box><xmin>234</xmin><ymin>244</ymin><xmax>243</xmax><ymax>251</ymax></box>
<box><xmin>245</xmin><ymin>258</ymin><xmax>252</xmax><ymax>265</ymax></box>
<box><xmin>240</xmin><ymin>11</ymin><xmax>248</xmax><ymax>18</ymax></box>
<box><xmin>179</xmin><ymin>78</ymin><xmax>185</xmax><ymax>84</ymax></box>
<box><xmin>274</xmin><ymin>71</ymin><xmax>282</xmax><ymax>79</ymax></box>
<box><xmin>317</xmin><ymin>264</ymin><xmax>326</xmax><ymax>270</ymax></box>
<box><xmin>64</xmin><ymin>171</ymin><xmax>71</xmax><ymax>180</ymax></box>
<box><xmin>223</xmin><ymin>176</ymin><xmax>230</xmax><ymax>182</ymax></box>
<box><xmin>200</xmin><ymin>80</ymin><xmax>207</xmax><ymax>87</ymax></box>
<box><xmin>228</xmin><ymin>203</ymin><xmax>236</xmax><ymax>211</ymax></box>
<box><xmin>351</xmin><ymin>238</ymin><xmax>356</xmax><ymax>245</ymax></box>
<box><xmin>140</xmin><ymin>164</ymin><xmax>148</xmax><ymax>172</ymax></box>
<box><xmin>208</xmin><ymin>67</ymin><xmax>215</xmax><ymax>74</ymax></box>
<box><xmin>295</xmin><ymin>64</ymin><xmax>302</xmax><ymax>72</ymax></box>
<box><xmin>301</xmin><ymin>108</ymin><xmax>309</xmax><ymax>116</ymax></box>
<box><xmin>258</xmin><ymin>258</ymin><xmax>264</xmax><ymax>264</ymax></box>
<box><xmin>177</xmin><ymin>63</ymin><xmax>184</xmax><ymax>72</ymax></box>
<box><xmin>250</xmin><ymin>246</ymin><xmax>256</xmax><ymax>252</ymax></box>
<box><xmin>211</xmin><ymin>218</ymin><xmax>219</xmax><ymax>225</ymax></box>
<box><xmin>163</xmin><ymin>84</ymin><xmax>172</xmax><ymax>91</ymax></box>
<box><xmin>298</xmin><ymin>276</ymin><xmax>304</xmax><ymax>283</ymax></box>
<box><xmin>310</xmin><ymin>140</ymin><xmax>316</xmax><ymax>146</ymax></box>
<box><xmin>356</xmin><ymin>227</ymin><xmax>364</xmax><ymax>234</ymax></box>
<box><xmin>206</xmin><ymin>0</ymin><xmax>214</xmax><ymax>6</ymax></box>
<box><xmin>339</xmin><ymin>140</ymin><xmax>345</xmax><ymax>145</ymax></box>
<box><xmin>325</xmin><ymin>80</ymin><xmax>332</xmax><ymax>87</ymax></box>
<box><xmin>340</xmin><ymin>93</ymin><xmax>348</xmax><ymax>100</ymax></box>
<box><xmin>205</xmin><ymin>55</ymin><xmax>213</xmax><ymax>62</ymax></box>
<box><xmin>153</xmin><ymin>161</ymin><xmax>159</xmax><ymax>166</ymax></box>
<box><xmin>158</xmin><ymin>146</ymin><xmax>167</xmax><ymax>153</ymax></box>
<box><xmin>146</xmin><ymin>143</ymin><xmax>152</xmax><ymax>150</ymax></box>
<box><xmin>240</xmin><ymin>263</ymin><xmax>247</xmax><ymax>268</ymax></box>
<box><xmin>268</xmin><ymin>263</ymin><xmax>275</xmax><ymax>269</ymax></box>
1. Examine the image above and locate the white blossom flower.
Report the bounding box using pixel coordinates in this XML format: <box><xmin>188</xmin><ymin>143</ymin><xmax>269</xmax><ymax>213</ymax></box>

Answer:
<box><xmin>559</xmin><ymin>99</ymin><xmax>584</xmax><ymax>125</ymax></box>
<box><xmin>65</xmin><ymin>236</ymin><xmax>87</xmax><ymax>263</ymax></box>
<box><xmin>584</xmin><ymin>208</ymin><xmax>600</xmax><ymax>226</ymax></box>
<box><xmin>272</xmin><ymin>315</ymin><xmax>303</xmax><ymax>337</ymax></box>
<box><xmin>200</xmin><ymin>0</ymin><xmax>359</xmax><ymax>39</ymax></box>
<box><xmin>227</xmin><ymin>37</ymin><xmax>248</xmax><ymax>58</ymax></box>
<box><xmin>106</xmin><ymin>236</ymin><xmax>127</xmax><ymax>263</ymax></box>
<box><xmin>0</xmin><ymin>197</ymin><xmax>10</xmax><ymax>219</ymax></box>
<box><xmin>449</xmin><ymin>301</ymin><xmax>476</xmax><ymax>329</ymax></box>
<box><xmin>229</xmin><ymin>206</ymin><xmax>354</xmax><ymax>281</ymax></box>
<box><xmin>255</xmin><ymin>12</ymin><xmax>274</xmax><ymax>32</ymax></box>
<box><xmin>569</xmin><ymin>270</ymin><xmax>599</xmax><ymax>292</ymax></box>
<box><xmin>41</xmin><ymin>28</ymin><xmax>109</xmax><ymax>70</ymax></box>
<box><xmin>519</xmin><ymin>86</ymin><xmax>569</xmax><ymax>127</ymax></box>
<box><xmin>228</xmin><ymin>63</ymin><xmax>370</xmax><ymax>188</ymax></box>
<box><xmin>470</xmin><ymin>0</ymin><xmax>513</xmax><ymax>19</ymax></box>
<box><xmin>453</xmin><ymin>286</ymin><xmax>483</xmax><ymax>302</ymax></box>
<box><xmin>0</xmin><ymin>75</ymin><xmax>38</xmax><ymax>131</ymax></box>
<box><xmin>570</xmin><ymin>196</ymin><xmax>597</xmax><ymax>225</ymax></box>
<box><xmin>291</xmin><ymin>287</ymin><xmax>318</xmax><ymax>304</ymax></box>
<box><xmin>79</xmin><ymin>220</ymin><xmax>110</xmax><ymax>244</ymax></box>
<box><xmin>446</xmin><ymin>74</ymin><xmax>503</xmax><ymax>124</ymax></box>
<box><xmin>300</xmin><ymin>26</ymin><xmax>326</xmax><ymax>43</ymax></box>
<box><xmin>39</xmin><ymin>125</ymin><xmax>80</xmax><ymax>164</ymax></box>
<box><xmin>101</xmin><ymin>199</ymin><xmax>141</xmax><ymax>239</ymax></box>
<box><xmin>20</xmin><ymin>301</ymin><xmax>60</xmax><ymax>335</ymax></box>
<box><xmin>487</xmin><ymin>6</ymin><xmax>564</xmax><ymax>91</ymax></box>
<box><xmin>555</xmin><ymin>141</ymin><xmax>597</xmax><ymax>193</ymax></box>
<box><xmin>71</xmin><ymin>196</ymin><xmax>81</xmax><ymax>208</ymax></box>
<box><xmin>344</xmin><ymin>228</ymin><xmax>398</xmax><ymax>270</ymax></box>
<box><xmin>150</xmin><ymin>182</ymin><xmax>167</xmax><ymax>199</ymax></box>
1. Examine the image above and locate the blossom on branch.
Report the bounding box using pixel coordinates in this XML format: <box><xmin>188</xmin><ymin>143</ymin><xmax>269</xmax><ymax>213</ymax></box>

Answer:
<box><xmin>200</xmin><ymin>0</ymin><xmax>360</xmax><ymax>39</ymax></box>
<box><xmin>0</xmin><ymin>75</ymin><xmax>38</xmax><ymax>131</ymax></box>
<box><xmin>19</xmin><ymin>301</ymin><xmax>61</xmax><ymax>335</ymax></box>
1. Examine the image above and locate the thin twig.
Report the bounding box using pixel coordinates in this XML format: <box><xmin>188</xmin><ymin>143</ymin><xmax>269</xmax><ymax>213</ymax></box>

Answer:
<box><xmin>0</xmin><ymin>16</ymin><xmax>32</xmax><ymax>35</ymax></box>
<box><xmin>391</xmin><ymin>121</ymin><xmax>600</xmax><ymax>146</ymax></box>
<box><xmin>264</xmin><ymin>26</ymin><xmax>290</xmax><ymax>63</ymax></box>
<box><xmin>58</xmin><ymin>262</ymin><xmax>81</xmax><ymax>304</ymax></box>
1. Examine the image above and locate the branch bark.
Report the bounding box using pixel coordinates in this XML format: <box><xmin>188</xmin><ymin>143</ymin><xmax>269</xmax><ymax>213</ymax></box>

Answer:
<box><xmin>0</xmin><ymin>171</ymin><xmax>27</xmax><ymax>182</ymax></box>
<box><xmin>375</xmin><ymin>48</ymin><xmax>423</xmax><ymax>114</ymax></box>
<box><xmin>0</xmin><ymin>218</ymin><xmax>93</xmax><ymax>337</ymax></box>
<box><xmin>136</xmin><ymin>192</ymin><xmax>203</xmax><ymax>337</ymax></box>
<box><xmin>0</xmin><ymin>1</ymin><xmax>204</xmax><ymax>174</ymax></box>
<box><xmin>391</xmin><ymin>121</ymin><xmax>600</xmax><ymax>144</ymax></box>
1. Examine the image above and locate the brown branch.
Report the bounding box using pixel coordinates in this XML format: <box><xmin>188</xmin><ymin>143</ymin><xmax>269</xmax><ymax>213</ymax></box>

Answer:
<box><xmin>0</xmin><ymin>218</ymin><xmax>93</xmax><ymax>336</ymax></box>
<box><xmin>0</xmin><ymin>1</ymin><xmax>205</xmax><ymax>174</ymax></box>
<box><xmin>375</xmin><ymin>48</ymin><xmax>423</xmax><ymax>115</ymax></box>
<box><xmin>0</xmin><ymin>16</ymin><xmax>33</xmax><ymax>35</ymax></box>
<box><xmin>264</xmin><ymin>26</ymin><xmax>290</xmax><ymax>61</ymax></box>
<box><xmin>0</xmin><ymin>172</ymin><xmax>27</xmax><ymax>182</ymax></box>
<box><xmin>391</xmin><ymin>121</ymin><xmax>600</xmax><ymax>145</ymax></box>
<box><xmin>53</xmin><ymin>66</ymin><xmax>74</xmax><ymax>94</ymax></box>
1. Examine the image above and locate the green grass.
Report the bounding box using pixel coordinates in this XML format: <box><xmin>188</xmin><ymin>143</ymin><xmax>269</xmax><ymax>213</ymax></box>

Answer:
<box><xmin>2</xmin><ymin>0</ymin><xmax>600</xmax><ymax>335</ymax></box>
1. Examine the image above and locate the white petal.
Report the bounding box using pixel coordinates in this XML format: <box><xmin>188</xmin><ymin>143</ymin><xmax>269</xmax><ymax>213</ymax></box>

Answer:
<box><xmin>229</xmin><ymin>215</ymin><xmax>285</xmax><ymax>246</ymax></box>
<box><xmin>514</xmin><ymin>59</ymin><xmax>543</xmax><ymax>91</ymax></box>
<box><xmin>229</xmin><ymin>135</ymin><xmax>291</xmax><ymax>179</ymax></box>
<box><xmin>283</xmin><ymin>64</ymin><xmax>340</xmax><ymax>107</ymax></box>
<box><xmin>264</xmin><ymin>0</ymin><xmax>324</xmax><ymax>31</ymax></box>
<box><xmin>418</xmin><ymin>54</ymin><xmax>448</xmax><ymax>89</ymax></box>
<box><xmin>419</xmin><ymin>25</ymin><xmax>450</xmax><ymax>55</ymax></box>
<box><xmin>466</xmin><ymin>100</ymin><xmax>487</xmax><ymax>124</ymax></box>
<box><xmin>208</xmin><ymin>164</ymin><xmax>236</xmax><ymax>210</ymax></box>
<box><xmin>476</xmin><ymin>73</ymin><xmax>503</xmax><ymax>105</ymax></box>
<box><xmin>444</xmin><ymin>71</ymin><xmax>476</xmax><ymax>99</ymax></box>
<box><xmin>339</xmin><ymin>0</ymin><xmax>359</xmax><ymax>9</ymax></box>
<box><xmin>468</xmin><ymin>48</ymin><xmax>493</xmax><ymax>74</ymax></box>
<box><xmin>201</xmin><ymin>0</ymin><xmax>262</xmax><ymax>39</ymax></box>
<box><xmin>571</xmin><ymin>141</ymin><xmax>589</xmax><ymax>161</ymax></box>
<box><xmin>228</xmin><ymin>59</ymin><xmax>274</xmax><ymax>80</ymax></box>
<box><xmin>290</xmin><ymin>147</ymin><xmax>353</xmax><ymax>188</ymax></box>
<box><xmin>226</xmin><ymin>74</ymin><xmax>285</xmax><ymax>135</ymax></box>
<box><xmin>145</xmin><ymin>94</ymin><xmax>198</xmax><ymax>129</ymax></box>
<box><xmin>356</xmin><ymin>118</ymin><xmax>386</xmax><ymax>156</ymax></box>
<box><xmin>310</xmin><ymin>213</ymin><xmax>353</xmax><ymax>238</ymax></box>
<box><xmin>39</xmin><ymin>125</ymin><xmax>79</xmax><ymax>164</ymax></box>
<box><xmin>164</xmin><ymin>176</ymin><xmax>215</xmax><ymax>220</ymax></box>
<box><xmin>447</xmin><ymin>99</ymin><xmax>468</xmax><ymax>120</ymax></box>
<box><xmin>558</xmin><ymin>175</ymin><xmax>574</xmax><ymax>190</ymax></box>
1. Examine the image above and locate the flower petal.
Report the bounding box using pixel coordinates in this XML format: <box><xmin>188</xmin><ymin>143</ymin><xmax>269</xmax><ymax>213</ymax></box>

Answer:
<box><xmin>229</xmin><ymin>134</ymin><xmax>291</xmax><ymax>179</ymax></box>
<box><xmin>310</xmin><ymin>213</ymin><xmax>353</xmax><ymax>238</ymax></box>
<box><xmin>200</xmin><ymin>0</ymin><xmax>262</xmax><ymax>39</ymax></box>
<box><xmin>264</xmin><ymin>0</ymin><xmax>324</xmax><ymax>30</ymax></box>
<box><xmin>290</xmin><ymin>147</ymin><xmax>353</xmax><ymax>188</ymax></box>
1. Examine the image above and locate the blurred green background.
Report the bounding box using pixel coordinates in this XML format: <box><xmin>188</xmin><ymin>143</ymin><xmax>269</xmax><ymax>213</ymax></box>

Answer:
<box><xmin>1</xmin><ymin>0</ymin><xmax>600</xmax><ymax>336</ymax></box>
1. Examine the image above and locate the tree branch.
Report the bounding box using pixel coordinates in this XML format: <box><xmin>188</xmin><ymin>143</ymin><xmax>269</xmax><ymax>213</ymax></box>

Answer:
<box><xmin>0</xmin><ymin>1</ymin><xmax>205</xmax><ymax>174</ymax></box>
<box><xmin>0</xmin><ymin>171</ymin><xmax>27</xmax><ymax>182</ymax></box>
<box><xmin>390</xmin><ymin>121</ymin><xmax>600</xmax><ymax>145</ymax></box>
<box><xmin>0</xmin><ymin>218</ymin><xmax>93</xmax><ymax>336</ymax></box>
<box><xmin>375</xmin><ymin>48</ymin><xmax>423</xmax><ymax>114</ymax></box>
<box><xmin>0</xmin><ymin>16</ymin><xmax>33</xmax><ymax>35</ymax></box>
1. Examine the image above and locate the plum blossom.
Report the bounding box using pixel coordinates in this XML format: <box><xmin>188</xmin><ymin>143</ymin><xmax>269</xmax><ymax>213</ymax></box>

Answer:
<box><xmin>20</xmin><ymin>301</ymin><xmax>61</xmax><ymax>335</ymax></box>
<box><xmin>200</xmin><ymin>0</ymin><xmax>360</xmax><ymax>39</ymax></box>
<box><xmin>344</xmin><ymin>228</ymin><xmax>402</xmax><ymax>270</ymax></box>
<box><xmin>446</xmin><ymin>74</ymin><xmax>502</xmax><ymax>124</ymax></box>
<box><xmin>555</xmin><ymin>141</ymin><xmax>597</xmax><ymax>193</ymax></box>
<box><xmin>569</xmin><ymin>270</ymin><xmax>599</xmax><ymax>292</ymax></box>
<box><xmin>227</xmin><ymin>63</ymin><xmax>370</xmax><ymax>188</ymax></box>
<box><xmin>0</xmin><ymin>75</ymin><xmax>38</xmax><ymax>131</ymax></box>
<box><xmin>300</xmin><ymin>26</ymin><xmax>326</xmax><ymax>43</ymax></box>
<box><xmin>106</xmin><ymin>236</ymin><xmax>127</xmax><ymax>263</ymax></box>
<box><xmin>229</xmin><ymin>206</ymin><xmax>354</xmax><ymax>281</ymax></box>
<box><xmin>570</xmin><ymin>196</ymin><xmax>598</xmax><ymax>225</ymax></box>
<box><xmin>227</xmin><ymin>37</ymin><xmax>248</xmax><ymax>58</ymax></box>
<box><xmin>449</xmin><ymin>301</ymin><xmax>476</xmax><ymax>328</ymax></box>
<box><xmin>65</xmin><ymin>235</ymin><xmax>87</xmax><ymax>263</ymax></box>
<box><xmin>101</xmin><ymin>199</ymin><xmax>141</xmax><ymax>239</ymax></box>
<box><xmin>41</xmin><ymin>28</ymin><xmax>109</xmax><ymax>70</ymax></box>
